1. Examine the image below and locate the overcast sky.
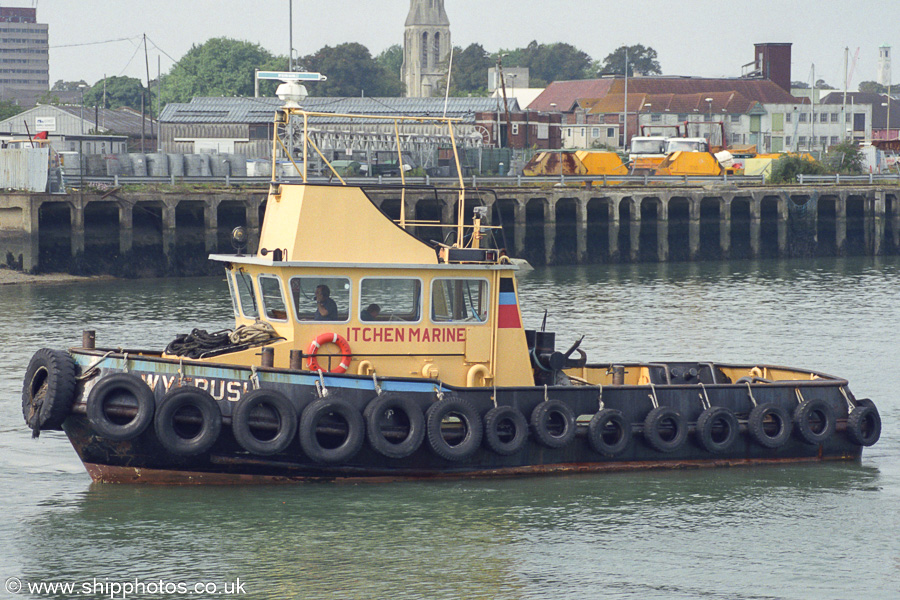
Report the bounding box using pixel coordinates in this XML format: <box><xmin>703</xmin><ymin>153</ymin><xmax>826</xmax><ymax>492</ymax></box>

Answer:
<box><xmin>26</xmin><ymin>0</ymin><xmax>899</xmax><ymax>90</ymax></box>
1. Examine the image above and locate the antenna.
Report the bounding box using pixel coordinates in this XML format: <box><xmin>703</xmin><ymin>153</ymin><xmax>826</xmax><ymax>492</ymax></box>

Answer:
<box><xmin>442</xmin><ymin>46</ymin><xmax>454</xmax><ymax>119</ymax></box>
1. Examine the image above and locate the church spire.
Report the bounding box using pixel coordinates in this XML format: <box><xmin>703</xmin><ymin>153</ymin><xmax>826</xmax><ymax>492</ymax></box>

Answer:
<box><xmin>401</xmin><ymin>0</ymin><xmax>451</xmax><ymax>97</ymax></box>
<box><xmin>405</xmin><ymin>0</ymin><xmax>449</xmax><ymax>27</ymax></box>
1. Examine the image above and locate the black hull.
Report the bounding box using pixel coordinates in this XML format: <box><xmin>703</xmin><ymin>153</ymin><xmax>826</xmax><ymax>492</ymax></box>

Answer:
<box><xmin>51</xmin><ymin>351</ymin><xmax>870</xmax><ymax>484</ymax></box>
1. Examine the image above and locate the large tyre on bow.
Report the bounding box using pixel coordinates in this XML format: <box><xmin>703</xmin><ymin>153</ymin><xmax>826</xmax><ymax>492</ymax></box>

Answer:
<box><xmin>299</xmin><ymin>396</ymin><xmax>365</xmax><ymax>463</ymax></box>
<box><xmin>642</xmin><ymin>406</ymin><xmax>687</xmax><ymax>453</ymax></box>
<box><xmin>793</xmin><ymin>398</ymin><xmax>836</xmax><ymax>445</ymax></box>
<box><xmin>154</xmin><ymin>386</ymin><xmax>222</xmax><ymax>456</ymax></box>
<box><xmin>426</xmin><ymin>396</ymin><xmax>483</xmax><ymax>461</ymax></box>
<box><xmin>483</xmin><ymin>405</ymin><xmax>529</xmax><ymax>456</ymax></box>
<box><xmin>530</xmin><ymin>400</ymin><xmax>576</xmax><ymax>449</ymax></box>
<box><xmin>231</xmin><ymin>389</ymin><xmax>297</xmax><ymax>455</ymax></box>
<box><xmin>847</xmin><ymin>400</ymin><xmax>881</xmax><ymax>447</ymax></box>
<box><xmin>747</xmin><ymin>403</ymin><xmax>791</xmax><ymax>449</ymax></box>
<box><xmin>86</xmin><ymin>373</ymin><xmax>155</xmax><ymax>441</ymax></box>
<box><xmin>588</xmin><ymin>408</ymin><xmax>631</xmax><ymax>457</ymax></box>
<box><xmin>22</xmin><ymin>348</ymin><xmax>77</xmax><ymax>434</ymax></box>
<box><xmin>695</xmin><ymin>406</ymin><xmax>739</xmax><ymax>454</ymax></box>
<box><xmin>364</xmin><ymin>394</ymin><xmax>426</xmax><ymax>459</ymax></box>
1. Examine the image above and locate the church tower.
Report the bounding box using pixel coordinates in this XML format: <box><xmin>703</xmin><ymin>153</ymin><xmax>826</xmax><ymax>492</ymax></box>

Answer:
<box><xmin>877</xmin><ymin>44</ymin><xmax>892</xmax><ymax>88</ymax></box>
<box><xmin>401</xmin><ymin>0</ymin><xmax>451</xmax><ymax>97</ymax></box>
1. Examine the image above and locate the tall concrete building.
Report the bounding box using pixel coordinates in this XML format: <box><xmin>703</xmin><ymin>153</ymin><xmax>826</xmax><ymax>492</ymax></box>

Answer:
<box><xmin>877</xmin><ymin>44</ymin><xmax>891</xmax><ymax>88</ymax></box>
<box><xmin>0</xmin><ymin>6</ymin><xmax>48</xmax><ymax>107</ymax></box>
<box><xmin>401</xmin><ymin>0</ymin><xmax>451</xmax><ymax>98</ymax></box>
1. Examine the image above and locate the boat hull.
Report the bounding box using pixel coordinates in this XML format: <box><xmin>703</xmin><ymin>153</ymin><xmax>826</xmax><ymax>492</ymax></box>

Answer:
<box><xmin>54</xmin><ymin>350</ymin><xmax>868</xmax><ymax>484</ymax></box>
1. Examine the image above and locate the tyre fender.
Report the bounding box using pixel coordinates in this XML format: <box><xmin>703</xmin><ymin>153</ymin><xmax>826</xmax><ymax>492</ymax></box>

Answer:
<box><xmin>530</xmin><ymin>400</ymin><xmax>576</xmax><ymax>449</ymax></box>
<box><xmin>364</xmin><ymin>394</ymin><xmax>425</xmax><ymax>459</ymax></box>
<box><xmin>588</xmin><ymin>408</ymin><xmax>631</xmax><ymax>457</ymax></box>
<box><xmin>232</xmin><ymin>389</ymin><xmax>297</xmax><ymax>455</ymax></box>
<box><xmin>154</xmin><ymin>386</ymin><xmax>222</xmax><ymax>456</ymax></box>
<box><xmin>426</xmin><ymin>396</ymin><xmax>483</xmax><ymax>461</ymax></box>
<box><xmin>22</xmin><ymin>348</ymin><xmax>77</xmax><ymax>434</ymax></box>
<box><xmin>793</xmin><ymin>398</ymin><xmax>836</xmax><ymax>445</ymax></box>
<box><xmin>747</xmin><ymin>403</ymin><xmax>791</xmax><ymax>449</ymax></box>
<box><xmin>86</xmin><ymin>373</ymin><xmax>155</xmax><ymax>441</ymax></box>
<box><xmin>483</xmin><ymin>405</ymin><xmax>529</xmax><ymax>456</ymax></box>
<box><xmin>695</xmin><ymin>406</ymin><xmax>739</xmax><ymax>454</ymax></box>
<box><xmin>299</xmin><ymin>396</ymin><xmax>365</xmax><ymax>463</ymax></box>
<box><xmin>642</xmin><ymin>406</ymin><xmax>687</xmax><ymax>453</ymax></box>
<box><xmin>847</xmin><ymin>401</ymin><xmax>881</xmax><ymax>447</ymax></box>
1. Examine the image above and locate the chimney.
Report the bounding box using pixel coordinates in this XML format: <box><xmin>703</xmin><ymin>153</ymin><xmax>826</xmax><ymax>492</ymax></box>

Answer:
<box><xmin>754</xmin><ymin>43</ymin><xmax>792</xmax><ymax>92</ymax></box>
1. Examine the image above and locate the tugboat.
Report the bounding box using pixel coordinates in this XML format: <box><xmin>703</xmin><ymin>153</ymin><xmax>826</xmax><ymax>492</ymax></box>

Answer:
<box><xmin>22</xmin><ymin>78</ymin><xmax>881</xmax><ymax>483</ymax></box>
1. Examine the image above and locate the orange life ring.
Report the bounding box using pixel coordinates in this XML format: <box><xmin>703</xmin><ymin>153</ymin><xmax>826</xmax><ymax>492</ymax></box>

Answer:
<box><xmin>307</xmin><ymin>332</ymin><xmax>352</xmax><ymax>374</ymax></box>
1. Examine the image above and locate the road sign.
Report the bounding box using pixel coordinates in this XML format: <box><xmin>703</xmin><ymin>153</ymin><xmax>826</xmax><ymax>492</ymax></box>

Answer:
<box><xmin>256</xmin><ymin>71</ymin><xmax>327</xmax><ymax>81</ymax></box>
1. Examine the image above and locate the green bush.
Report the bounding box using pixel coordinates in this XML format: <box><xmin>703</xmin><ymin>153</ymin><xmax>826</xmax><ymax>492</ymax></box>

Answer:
<box><xmin>824</xmin><ymin>141</ymin><xmax>865</xmax><ymax>174</ymax></box>
<box><xmin>768</xmin><ymin>155</ymin><xmax>828</xmax><ymax>183</ymax></box>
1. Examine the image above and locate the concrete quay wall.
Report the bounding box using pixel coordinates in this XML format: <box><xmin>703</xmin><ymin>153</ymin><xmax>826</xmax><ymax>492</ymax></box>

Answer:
<box><xmin>1</xmin><ymin>185</ymin><xmax>897</xmax><ymax>275</ymax></box>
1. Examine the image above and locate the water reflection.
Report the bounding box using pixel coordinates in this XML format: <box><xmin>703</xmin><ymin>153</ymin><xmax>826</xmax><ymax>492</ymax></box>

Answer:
<box><xmin>15</xmin><ymin>462</ymin><xmax>884</xmax><ymax>600</ymax></box>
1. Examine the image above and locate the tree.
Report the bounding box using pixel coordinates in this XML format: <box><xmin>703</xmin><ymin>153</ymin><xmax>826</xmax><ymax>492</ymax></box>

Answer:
<box><xmin>599</xmin><ymin>44</ymin><xmax>662</xmax><ymax>77</ymax></box>
<box><xmin>83</xmin><ymin>76</ymin><xmax>148</xmax><ymax>112</ymax></box>
<box><xmin>0</xmin><ymin>98</ymin><xmax>23</xmax><ymax>120</ymax></box>
<box><xmin>376</xmin><ymin>45</ymin><xmax>404</xmax><ymax>80</ymax></box>
<box><xmin>502</xmin><ymin>41</ymin><xmax>593</xmax><ymax>86</ymax></box>
<box><xmin>791</xmin><ymin>81</ymin><xmax>810</xmax><ymax>89</ymax></box>
<box><xmin>859</xmin><ymin>81</ymin><xmax>888</xmax><ymax>94</ymax></box>
<box><xmin>51</xmin><ymin>79</ymin><xmax>88</xmax><ymax>91</ymax></box>
<box><xmin>446</xmin><ymin>43</ymin><xmax>493</xmax><ymax>94</ymax></box>
<box><xmin>815</xmin><ymin>79</ymin><xmax>835</xmax><ymax>90</ymax></box>
<box><xmin>769</xmin><ymin>154</ymin><xmax>827</xmax><ymax>183</ymax></box>
<box><xmin>825</xmin><ymin>141</ymin><xmax>864</xmax><ymax>174</ymax></box>
<box><xmin>160</xmin><ymin>37</ymin><xmax>285</xmax><ymax>103</ymax></box>
<box><xmin>299</xmin><ymin>43</ymin><xmax>403</xmax><ymax>97</ymax></box>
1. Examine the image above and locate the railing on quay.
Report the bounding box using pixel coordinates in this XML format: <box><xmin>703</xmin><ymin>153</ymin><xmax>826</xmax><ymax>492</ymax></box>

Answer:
<box><xmin>796</xmin><ymin>173</ymin><xmax>900</xmax><ymax>185</ymax></box>
<box><xmin>67</xmin><ymin>172</ymin><xmax>769</xmax><ymax>190</ymax></box>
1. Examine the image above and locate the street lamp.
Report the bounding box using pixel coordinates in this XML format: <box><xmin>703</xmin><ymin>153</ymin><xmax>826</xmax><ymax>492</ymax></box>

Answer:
<box><xmin>883</xmin><ymin>96</ymin><xmax>892</xmax><ymax>141</ymax></box>
<box><xmin>78</xmin><ymin>83</ymin><xmax>88</xmax><ymax>134</ymax></box>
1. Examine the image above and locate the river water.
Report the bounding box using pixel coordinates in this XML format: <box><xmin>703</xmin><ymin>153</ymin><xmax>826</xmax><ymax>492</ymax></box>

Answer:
<box><xmin>1</xmin><ymin>257</ymin><xmax>898</xmax><ymax>600</ymax></box>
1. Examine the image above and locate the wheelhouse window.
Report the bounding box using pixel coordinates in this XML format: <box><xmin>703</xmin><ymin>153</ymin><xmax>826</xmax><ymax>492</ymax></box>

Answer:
<box><xmin>259</xmin><ymin>275</ymin><xmax>288</xmax><ymax>321</ymax></box>
<box><xmin>360</xmin><ymin>278</ymin><xmax>421</xmax><ymax>322</ymax></box>
<box><xmin>291</xmin><ymin>276</ymin><xmax>350</xmax><ymax>322</ymax></box>
<box><xmin>432</xmin><ymin>279</ymin><xmax>489</xmax><ymax>323</ymax></box>
<box><xmin>234</xmin><ymin>269</ymin><xmax>259</xmax><ymax>318</ymax></box>
<box><xmin>226</xmin><ymin>271</ymin><xmax>240</xmax><ymax>317</ymax></box>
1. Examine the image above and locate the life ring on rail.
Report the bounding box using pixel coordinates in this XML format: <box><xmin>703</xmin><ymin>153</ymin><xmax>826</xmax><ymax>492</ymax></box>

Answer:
<box><xmin>86</xmin><ymin>373</ymin><xmax>155</xmax><ymax>441</ymax></box>
<box><xmin>306</xmin><ymin>333</ymin><xmax>352</xmax><ymax>374</ymax></box>
<box><xmin>22</xmin><ymin>348</ymin><xmax>77</xmax><ymax>434</ymax></box>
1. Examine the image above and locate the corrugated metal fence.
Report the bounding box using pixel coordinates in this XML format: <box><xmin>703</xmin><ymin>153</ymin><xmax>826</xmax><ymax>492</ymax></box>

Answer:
<box><xmin>0</xmin><ymin>148</ymin><xmax>48</xmax><ymax>192</ymax></box>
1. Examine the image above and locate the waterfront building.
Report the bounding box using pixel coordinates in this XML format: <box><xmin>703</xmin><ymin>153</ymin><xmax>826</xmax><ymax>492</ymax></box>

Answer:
<box><xmin>0</xmin><ymin>6</ymin><xmax>48</xmax><ymax>107</ymax></box>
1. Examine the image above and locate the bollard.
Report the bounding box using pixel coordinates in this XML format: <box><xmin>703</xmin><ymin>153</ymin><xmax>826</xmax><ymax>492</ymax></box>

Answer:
<box><xmin>260</xmin><ymin>347</ymin><xmax>274</xmax><ymax>368</ymax></box>
<box><xmin>82</xmin><ymin>330</ymin><xmax>96</xmax><ymax>349</ymax></box>
<box><xmin>289</xmin><ymin>349</ymin><xmax>303</xmax><ymax>370</ymax></box>
<box><xmin>611</xmin><ymin>365</ymin><xmax>625</xmax><ymax>385</ymax></box>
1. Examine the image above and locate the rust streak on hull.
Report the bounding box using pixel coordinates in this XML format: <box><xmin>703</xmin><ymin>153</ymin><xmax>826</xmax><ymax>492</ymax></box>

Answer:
<box><xmin>83</xmin><ymin>453</ymin><xmax>862</xmax><ymax>485</ymax></box>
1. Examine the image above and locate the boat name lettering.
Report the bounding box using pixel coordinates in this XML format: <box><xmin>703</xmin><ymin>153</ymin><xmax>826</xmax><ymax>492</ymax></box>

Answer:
<box><xmin>141</xmin><ymin>373</ymin><xmax>250</xmax><ymax>402</ymax></box>
<box><xmin>344</xmin><ymin>327</ymin><xmax>467</xmax><ymax>344</ymax></box>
